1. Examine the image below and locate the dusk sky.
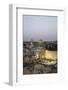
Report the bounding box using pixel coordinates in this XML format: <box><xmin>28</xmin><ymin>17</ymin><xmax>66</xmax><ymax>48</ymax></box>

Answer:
<box><xmin>23</xmin><ymin>15</ymin><xmax>57</xmax><ymax>41</ymax></box>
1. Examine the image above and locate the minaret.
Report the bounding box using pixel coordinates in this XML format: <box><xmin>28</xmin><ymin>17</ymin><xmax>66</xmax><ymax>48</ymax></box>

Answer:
<box><xmin>30</xmin><ymin>38</ymin><xmax>34</xmax><ymax>48</ymax></box>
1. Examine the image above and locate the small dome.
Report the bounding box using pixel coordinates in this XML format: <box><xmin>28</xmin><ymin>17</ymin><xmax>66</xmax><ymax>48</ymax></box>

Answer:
<box><xmin>37</xmin><ymin>39</ymin><xmax>44</xmax><ymax>43</ymax></box>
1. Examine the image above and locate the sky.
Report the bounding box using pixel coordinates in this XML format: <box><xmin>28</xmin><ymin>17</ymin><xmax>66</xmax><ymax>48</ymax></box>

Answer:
<box><xmin>23</xmin><ymin>15</ymin><xmax>57</xmax><ymax>41</ymax></box>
